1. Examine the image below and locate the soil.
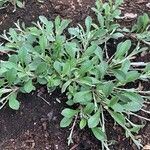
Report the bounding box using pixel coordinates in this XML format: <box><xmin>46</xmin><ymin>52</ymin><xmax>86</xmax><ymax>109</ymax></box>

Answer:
<box><xmin>0</xmin><ymin>0</ymin><xmax>95</xmax><ymax>34</ymax></box>
<box><xmin>0</xmin><ymin>87</ymin><xmax>102</xmax><ymax>150</ymax></box>
<box><xmin>0</xmin><ymin>0</ymin><xmax>150</xmax><ymax>150</ymax></box>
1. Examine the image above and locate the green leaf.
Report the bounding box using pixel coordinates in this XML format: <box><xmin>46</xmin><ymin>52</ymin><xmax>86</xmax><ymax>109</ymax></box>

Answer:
<box><xmin>61</xmin><ymin>80</ymin><xmax>72</xmax><ymax>93</ymax></box>
<box><xmin>94</xmin><ymin>46</ymin><xmax>103</xmax><ymax>62</ymax></box>
<box><xmin>91</xmin><ymin>127</ymin><xmax>107</xmax><ymax>141</ymax></box>
<box><xmin>94</xmin><ymin>29</ymin><xmax>107</xmax><ymax>40</ymax></box>
<box><xmin>97</xmin><ymin>13</ymin><xmax>104</xmax><ymax>28</ymax></box>
<box><xmin>113</xmin><ymin>9</ymin><xmax>121</xmax><ymax>18</ymax></box>
<box><xmin>39</xmin><ymin>16</ymin><xmax>49</xmax><ymax>25</ymax></box>
<box><xmin>103</xmin><ymin>3</ymin><xmax>110</xmax><ymax>15</ymax></box>
<box><xmin>18</xmin><ymin>47</ymin><xmax>28</xmax><ymax>64</ymax></box>
<box><xmin>129</xmin><ymin>125</ymin><xmax>144</xmax><ymax>134</ymax></box>
<box><xmin>85</xmin><ymin>16</ymin><xmax>92</xmax><ymax>32</ymax></box>
<box><xmin>141</xmin><ymin>13</ymin><xmax>149</xmax><ymax>30</ymax></box>
<box><xmin>112</xmin><ymin>33</ymin><xmax>124</xmax><ymax>39</ymax></box>
<box><xmin>112</xmin><ymin>69</ymin><xmax>126</xmax><ymax>83</ymax></box>
<box><xmin>97</xmin><ymin>81</ymin><xmax>114</xmax><ymax>97</ymax></box>
<box><xmin>80</xmin><ymin>118</ymin><xmax>87</xmax><ymax>129</ymax></box>
<box><xmin>9</xmin><ymin>54</ymin><xmax>18</xmax><ymax>64</ymax></box>
<box><xmin>65</xmin><ymin>42</ymin><xmax>77</xmax><ymax>58</ymax></box>
<box><xmin>88</xmin><ymin>110</ymin><xmax>100</xmax><ymax>128</ymax></box>
<box><xmin>68</xmin><ymin>27</ymin><xmax>79</xmax><ymax>37</ymax></box>
<box><xmin>66</xmin><ymin>99</ymin><xmax>74</xmax><ymax>106</ymax></box>
<box><xmin>60</xmin><ymin>19</ymin><xmax>71</xmax><ymax>34</ymax></box>
<box><xmin>62</xmin><ymin>61</ymin><xmax>71</xmax><ymax>76</ymax></box>
<box><xmin>97</xmin><ymin>61</ymin><xmax>108</xmax><ymax>79</ymax></box>
<box><xmin>60</xmin><ymin>117</ymin><xmax>73</xmax><ymax>128</ymax></box>
<box><xmin>53</xmin><ymin>78</ymin><xmax>61</xmax><ymax>86</ymax></box>
<box><xmin>125</xmin><ymin>71</ymin><xmax>140</xmax><ymax>83</ymax></box>
<box><xmin>73</xmin><ymin>91</ymin><xmax>92</xmax><ymax>104</ymax></box>
<box><xmin>83</xmin><ymin>103</ymin><xmax>95</xmax><ymax>114</ymax></box>
<box><xmin>79</xmin><ymin>77</ymin><xmax>100</xmax><ymax>86</ymax></box>
<box><xmin>115</xmin><ymin>0</ymin><xmax>124</xmax><ymax>6</ymax></box>
<box><xmin>53</xmin><ymin>61</ymin><xmax>62</xmax><ymax>74</ymax></box>
<box><xmin>55</xmin><ymin>16</ymin><xmax>61</xmax><ymax>32</ymax></box>
<box><xmin>117</xmin><ymin>93</ymin><xmax>130</xmax><ymax>103</ymax></box>
<box><xmin>79</xmin><ymin>77</ymin><xmax>93</xmax><ymax>86</ymax></box>
<box><xmin>23</xmin><ymin>80</ymin><xmax>35</xmax><ymax>93</ymax></box>
<box><xmin>9</xmin><ymin>28</ymin><xmax>17</xmax><ymax>41</ymax></box>
<box><xmin>37</xmin><ymin>77</ymin><xmax>47</xmax><ymax>85</ymax></box>
<box><xmin>28</xmin><ymin>27</ymin><xmax>41</xmax><ymax>36</ymax></box>
<box><xmin>55</xmin><ymin>17</ymin><xmax>71</xmax><ymax>35</ymax></box>
<box><xmin>36</xmin><ymin>62</ymin><xmax>48</xmax><ymax>75</ymax></box>
<box><xmin>112</xmin><ymin>103</ymin><xmax>124</xmax><ymax>112</ymax></box>
<box><xmin>124</xmin><ymin>101</ymin><xmax>143</xmax><ymax>112</ymax></box>
<box><xmin>142</xmin><ymin>13</ymin><xmax>149</xmax><ymax>28</ymax></box>
<box><xmin>144</xmin><ymin>63</ymin><xmax>150</xmax><ymax>73</ymax></box>
<box><xmin>109</xmin><ymin>24</ymin><xmax>120</xmax><ymax>32</ymax></box>
<box><xmin>121</xmin><ymin>60</ymin><xmax>130</xmax><ymax>73</ymax></box>
<box><xmin>83</xmin><ymin>44</ymin><xmax>97</xmax><ymax>56</ymax></box>
<box><xmin>122</xmin><ymin>92</ymin><xmax>144</xmax><ymax>112</ymax></box>
<box><xmin>61</xmin><ymin>108</ymin><xmax>77</xmax><ymax>118</ymax></box>
<box><xmin>39</xmin><ymin>35</ymin><xmax>48</xmax><ymax>52</ymax></box>
<box><xmin>1</xmin><ymin>61</ymin><xmax>18</xmax><ymax>70</ymax></box>
<box><xmin>108</xmin><ymin>96</ymin><xmax>119</xmax><ymax>107</ymax></box>
<box><xmin>109</xmin><ymin>111</ymin><xmax>126</xmax><ymax>127</ymax></box>
<box><xmin>5</xmin><ymin>68</ymin><xmax>17</xmax><ymax>84</ymax></box>
<box><xmin>0</xmin><ymin>79</ymin><xmax>5</xmax><ymax>88</ymax></box>
<box><xmin>79</xmin><ymin>61</ymin><xmax>93</xmax><ymax>75</ymax></box>
<box><xmin>16</xmin><ymin>1</ymin><xmax>24</xmax><ymax>8</ymax></box>
<box><xmin>123</xmin><ymin>92</ymin><xmax>143</xmax><ymax>103</ymax></box>
<box><xmin>115</xmin><ymin>40</ymin><xmax>131</xmax><ymax>59</ymax></box>
<box><xmin>134</xmin><ymin>13</ymin><xmax>150</xmax><ymax>32</ymax></box>
<box><xmin>8</xmin><ymin>93</ymin><xmax>20</xmax><ymax>110</ymax></box>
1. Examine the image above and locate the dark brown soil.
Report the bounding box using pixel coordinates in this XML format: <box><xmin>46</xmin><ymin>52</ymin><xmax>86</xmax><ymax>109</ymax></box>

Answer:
<box><xmin>119</xmin><ymin>0</ymin><xmax>150</xmax><ymax>27</ymax></box>
<box><xmin>0</xmin><ymin>0</ymin><xmax>95</xmax><ymax>33</ymax></box>
<box><xmin>0</xmin><ymin>88</ymin><xmax>101</xmax><ymax>150</ymax></box>
<box><xmin>0</xmin><ymin>0</ymin><xmax>150</xmax><ymax>150</ymax></box>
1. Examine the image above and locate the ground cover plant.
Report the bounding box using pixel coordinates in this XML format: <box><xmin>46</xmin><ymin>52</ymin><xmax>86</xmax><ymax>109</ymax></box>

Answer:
<box><xmin>0</xmin><ymin>0</ymin><xmax>150</xmax><ymax>149</ymax></box>
<box><xmin>0</xmin><ymin>0</ymin><xmax>25</xmax><ymax>11</ymax></box>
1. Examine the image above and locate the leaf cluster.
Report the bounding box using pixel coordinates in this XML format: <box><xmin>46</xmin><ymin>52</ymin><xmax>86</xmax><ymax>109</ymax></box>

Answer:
<box><xmin>0</xmin><ymin>0</ymin><xmax>150</xmax><ymax>149</ymax></box>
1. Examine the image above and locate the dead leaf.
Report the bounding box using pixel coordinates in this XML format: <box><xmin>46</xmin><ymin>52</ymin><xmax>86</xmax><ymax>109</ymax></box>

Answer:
<box><xmin>138</xmin><ymin>82</ymin><xmax>143</xmax><ymax>91</ymax></box>
<box><xmin>143</xmin><ymin>144</ymin><xmax>150</xmax><ymax>150</ymax></box>
<box><xmin>124</xmin><ymin>13</ymin><xmax>137</xmax><ymax>19</ymax></box>
<box><xmin>136</xmin><ymin>0</ymin><xmax>145</xmax><ymax>4</ymax></box>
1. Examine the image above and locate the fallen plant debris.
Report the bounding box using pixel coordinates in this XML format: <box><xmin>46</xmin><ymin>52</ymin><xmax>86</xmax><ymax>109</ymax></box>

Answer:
<box><xmin>122</xmin><ymin>13</ymin><xmax>137</xmax><ymax>19</ymax></box>
<box><xmin>0</xmin><ymin>0</ymin><xmax>150</xmax><ymax>149</ymax></box>
<box><xmin>143</xmin><ymin>144</ymin><xmax>150</xmax><ymax>150</ymax></box>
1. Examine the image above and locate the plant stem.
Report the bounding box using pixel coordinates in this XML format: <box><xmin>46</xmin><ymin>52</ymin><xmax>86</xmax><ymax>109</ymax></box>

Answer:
<box><xmin>130</xmin><ymin>62</ymin><xmax>148</xmax><ymax>67</ymax></box>
<box><xmin>128</xmin><ymin>112</ymin><xmax>150</xmax><ymax>122</ymax></box>
<box><xmin>115</xmin><ymin>87</ymin><xmax>150</xmax><ymax>95</ymax></box>
<box><xmin>68</xmin><ymin>114</ymin><xmax>78</xmax><ymax>145</ymax></box>
<box><xmin>141</xmin><ymin>109</ymin><xmax>150</xmax><ymax>114</ymax></box>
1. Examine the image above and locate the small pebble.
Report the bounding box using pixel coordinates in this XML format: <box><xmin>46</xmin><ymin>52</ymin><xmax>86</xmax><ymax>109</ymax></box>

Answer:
<box><xmin>146</xmin><ymin>3</ymin><xmax>150</xmax><ymax>8</ymax></box>
<box><xmin>55</xmin><ymin>144</ymin><xmax>59</xmax><ymax>149</ymax></box>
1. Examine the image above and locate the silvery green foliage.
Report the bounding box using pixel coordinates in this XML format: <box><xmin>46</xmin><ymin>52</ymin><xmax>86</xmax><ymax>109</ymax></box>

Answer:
<box><xmin>0</xmin><ymin>0</ymin><xmax>150</xmax><ymax>149</ymax></box>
